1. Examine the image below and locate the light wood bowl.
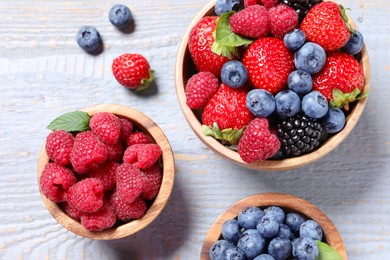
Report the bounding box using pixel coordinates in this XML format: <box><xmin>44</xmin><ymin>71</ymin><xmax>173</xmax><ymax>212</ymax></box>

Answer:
<box><xmin>200</xmin><ymin>193</ymin><xmax>347</xmax><ymax>259</ymax></box>
<box><xmin>37</xmin><ymin>104</ymin><xmax>175</xmax><ymax>240</ymax></box>
<box><xmin>175</xmin><ymin>0</ymin><xmax>370</xmax><ymax>171</ymax></box>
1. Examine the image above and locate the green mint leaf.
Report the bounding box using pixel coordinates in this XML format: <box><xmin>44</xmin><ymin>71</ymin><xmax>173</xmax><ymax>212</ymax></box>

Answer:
<box><xmin>215</xmin><ymin>12</ymin><xmax>253</xmax><ymax>47</ymax></box>
<box><xmin>47</xmin><ymin>111</ymin><xmax>91</xmax><ymax>132</ymax></box>
<box><xmin>316</xmin><ymin>241</ymin><xmax>343</xmax><ymax>260</ymax></box>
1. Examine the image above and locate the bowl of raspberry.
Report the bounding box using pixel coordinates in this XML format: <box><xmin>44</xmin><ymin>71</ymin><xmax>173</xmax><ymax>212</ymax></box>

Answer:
<box><xmin>201</xmin><ymin>193</ymin><xmax>347</xmax><ymax>259</ymax></box>
<box><xmin>175</xmin><ymin>0</ymin><xmax>370</xmax><ymax>171</ymax></box>
<box><xmin>37</xmin><ymin>104</ymin><xmax>175</xmax><ymax>240</ymax></box>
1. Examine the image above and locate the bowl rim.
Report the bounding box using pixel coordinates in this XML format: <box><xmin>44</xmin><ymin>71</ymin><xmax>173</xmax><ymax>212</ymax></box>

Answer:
<box><xmin>200</xmin><ymin>193</ymin><xmax>347</xmax><ymax>260</ymax></box>
<box><xmin>37</xmin><ymin>104</ymin><xmax>175</xmax><ymax>240</ymax></box>
<box><xmin>174</xmin><ymin>0</ymin><xmax>370</xmax><ymax>171</ymax></box>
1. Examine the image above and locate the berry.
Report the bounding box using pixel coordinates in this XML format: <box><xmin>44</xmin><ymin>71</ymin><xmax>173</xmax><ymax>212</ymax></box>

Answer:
<box><xmin>242</xmin><ymin>37</ymin><xmax>295</xmax><ymax>94</ymax></box>
<box><xmin>106</xmin><ymin>141</ymin><xmax>123</xmax><ymax>162</ymax></box>
<box><xmin>109</xmin><ymin>4</ymin><xmax>133</xmax><ymax>29</ymax></box>
<box><xmin>45</xmin><ymin>130</ymin><xmax>74</xmax><ymax>166</ymax></box>
<box><xmin>119</xmin><ymin>118</ymin><xmax>134</xmax><ymax>144</ymax></box>
<box><xmin>285</xmin><ymin>212</ymin><xmax>305</xmax><ymax>234</ymax></box>
<box><xmin>61</xmin><ymin>202</ymin><xmax>82</xmax><ymax>220</ymax></box>
<box><xmin>209</xmin><ymin>240</ymin><xmax>234</xmax><ymax>260</ymax></box>
<box><xmin>127</xmin><ymin>132</ymin><xmax>152</xmax><ymax>146</ymax></box>
<box><xmin>116</xmin><ymin>163</ymin><xmax>145</xmax><ymax>204</ymax></box>
<box><xmin>276</xmin><ymin>224</ymin><xmax>293</xmax><ymax>240</ymax></box>
<box><xmin>257</xmin><ymin>214</ymin><xmax>280</xmax><ymax>238</ymax></box>
<box><xmin>80</xmin><ymin>200</ymin><xmax>116</xmax><ymax>231</ymax></box>
<box><xmin>342</xmin><ymin>31</ymin><xmax>364</xmax><ymax>55</ymax></box>
<box><xmin>110</xmin><ymin>191</ymin><xmax>147</xmax><ymax>220</ymax></box>
<box><xmin>70</xmin><ymin>131</ymin><xmax>108</xmax><ymax>174</ymax></box>
<box><xmin>261</xmin><ymin>0</ymin><xmax>279</xmax><ymax>9</ymax></box>
<box><xmin>287</xmin><ymin>70</ymin><xmax>313</xmax><ymax>95</ymax></box>
<box><xmin>283</xmin><ymin>29</ymin><xmax>306</xmax><ymax>51</ymax></box>
<box><xmin>244</xmin><ymin>0</ymin><xmax>261</xmax><ymax>8</ymax></box>
<box><xmin>90</xmin><ymin>112</ymin><xmax>121</xmax><ymax>145</ymax></box>
<box><xmin>300</xmin><ymin>220</ymin><xmax>323</xmax><ymax>241</ymax></box>
<box><xmin>238</xmin><ymin>206</ymin><xmax>265</xmax><ymax>230</ymax></box>
<box><xmin>238</xmin><ymin>118</ymin><xmax>280</xmax><ymax>163</ymax></box>
<box><xmin>292</xmin><ymin>237</ymin><xmax>319</xmax><ymax>260</ymax></box>
<box><xmin>185</xmin><ymin>71</ymin><xmax>219</xmax><ymax>109</ymax></box>
<box><xmin>221</xmin><ymin>61</ymin><xmax>248</xmax><ymax>88</ymax></box>
<box><xmin>281</xmin><ymin>0</ymin><xmax>322</xmax><ymax>22</ymax></box>
<box><xmin>275</xmin><ymin>90</ymin><xmax>301</xmax><ymax>118</ymax></box>
<box><xmin>264</xmin><ymin>206</ymin><xmax>285</xmax><ymax>224</ymax></box>
<box><xmin>294</xmin><ymin>42</ymin><xmax>326</xmax><ymax>75</ymax></box>
<box><xmin>222</xmin><ymin>219</ymin><xmax>241</xmax><ymax>244</ymax></box>
<box><xmin>237</xmin><ymin>229</ymin><xmax>265</xmax><ymax>259</ymax></box>
<box><xmin>268</xmin><ymin>4</ymin><xmax>299</xmax><ymax>39</ymax></box>
<box><xmin>320</xmin><ymin>108</ymin><xmax>346</xmax><ymax>134</ymax></box>
<box><xmin>39</xmin><ymin>163</ymin><xmax>76</xmax><ymax>202</ymax></box>
<box><xmin>123</xmin><ymin>144</ymin><xmax>162</xmax><ymax>169</ymax></box>
<box><xmin>254</xmin><ymin>255</ymin><xmax>275</xmax><ymax>260</ymax></box>
<box><xmin>215</xmin><ymin>0</ymin><xmax>241</xmax><ymax>16</ymax></box>
<box><xmin>246</xmin><ymin>89</ymin><xmax>276</xmax><ymax>117</ymax></box>
<box><xmin>268</xmin><ymin>238</ymin><xmax>292</xmax><ymax>260</ymax></box>
<box><xmin>66</xmin><ymin>178</ymin><xmax>104</xmax><ymax>213</ymax></box>
<box><xmin>223</xmin><ymin>246</ymin><xmax>246</xmax><ymax>259</ymax></box>
<box><xmin>141</xmin><ymin>163</ymin><xmax>163</xmax><ymax>201</ymax></box>
<box><xmin>112</xmin><ymin>53</ymin><xmax>154</xmax><ymax>91</ymax></box>
<box><xmin>302</xmin><ymin>90</ymin><xmax>329</xmax><ymax>119</ymax></box>
<box><xmin>229</xmin><ymin>5</ymin><xmax>270</xmax><ymax>39</ymax></box>
<box><xmin>76</xmin><ymin>26</ymin><xmax>101</xmax><ymax>53</ymax></box>
<box><xmin>88</xmin><ymin>161</ymin><xmax>119</xmax><ymax>191</ymax></box>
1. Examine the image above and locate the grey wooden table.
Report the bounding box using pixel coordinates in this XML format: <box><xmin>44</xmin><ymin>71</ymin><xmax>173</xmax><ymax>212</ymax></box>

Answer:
<box><xmin>0</xmin><ymin>0</ymin><xmax>389</xmax><ymax>259</ymax></box>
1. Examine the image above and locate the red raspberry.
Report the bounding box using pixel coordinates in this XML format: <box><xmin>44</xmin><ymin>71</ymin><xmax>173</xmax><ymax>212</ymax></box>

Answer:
<box><xmin>185</xmin><ymin>72</ymin><xmax>219</xmax><ymax>109</ymax></box>
<box><xmin>123</xmin><ymin>144</ymin><xmax>162</xmax><ymax>169</ymax></box>
<box><xmin>126</xmin><ymin>132</ymin><xmax>152</xmax><ymax>147</ymax></box>
<box><xmin>238</xmin><ymin>118</ymin><xmax>280</xmax><ymax>163</ymax></box>
<box><xmin>106</xmin><ymin>141</ymin><xmax>123</xmax><ymax>162</ymax></box>
<box><xmin>90</xmin><ymin>112</ymin><xmax>121</xmax><ymax>145</ymax></box>
<box><xmin>61</xmin><ymin>202</ymin><xmax>82</xmax><ymax>220</ymax></box>
<box><xmin>88</xmin><ymin>162</ymin><xmax>119</xmax><ymax>191</ymax></box>
<box><xmin>110</xmin><ymin>191</ymin><xmax>147</xmax><ymax>221</ymax></box>
<box><xmin>268</xmin><ymin>4</ymin><xmax>298</xmax><ymax>39</ymax></box>
<box><xmin>80</xmin><ymin>200</ymin><xmax>116</xmax><ymax>231</ymax></box>
<box><xmin>119</xmin><ymin>118</ymin><xmax>134</xmax><ymax>144</ymax></box>
<box><xmin>244</xmin><ymin>0</ymin><xmax>261</xmax><ymax>8</ymax></box>
<box><xmin>66</xmin><ymin>178</ymin><xmax>105</xmax><ymax>213</ymax></box>
<box><xmin>141</xmin><ymin>163</ymin><xmax>162</xmax><ymax>201</ymax></box>
<box><xmin>230</xmin><ymin>5</ymin><xmax>270</xmax><ymax>39</ymax></box>
<box><xmin>40</xmin><ymin>163</ymin><xmax>76</xmax><ymax>202</ymax></box>
<box><xmin>116</xmin><ymin>163</ymin><xmax>145</xmax><ymax>204</ymax></box>
<box><xmin>70</xmin><ymin>131</ymin><xmax>108</xmax><ymax>174</ymax></box>
<box><xmin>261</xmin><ymin>0</ymin><xmax>279</xmax><ymax>9</ymax></box>
<box><xmin>45</xmin><ymin>130</ymin><xmax>74</xmax><ymax>166</ymax></box>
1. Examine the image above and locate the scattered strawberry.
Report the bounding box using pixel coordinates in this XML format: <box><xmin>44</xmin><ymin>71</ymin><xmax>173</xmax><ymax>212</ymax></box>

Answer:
<box><xmin>90</xmin><ymin>112</ymin><xmax>121</xmax><ymax>145</ymax></box>
<box><xmin>116</xmin><ymin>163</ymin><xmax>145</xmax><ymax>204</ymax></box>
<box><xmin>123</xmin><ymin>144</ymin><xmax>162</xmax><ymax>169</ymax></box>
<box><xmin>110</xmin><ymin>191</ymin><xmax>147</xmax><ymax>221</ymax></box>
<box><xmin>141</xmin><ymin>163</ymin><xmax>163</xmax><ymax>201</ymax></box>
<box><xmin>80</xmin><ymin>200</ymin><xmax>116</xmax><ymax>231</ymax></box>
<box><xmin>88</xmin><ymin>161</ymin><xmax>119</xmax><ymax>191</ymax></box>
<box><xmin>268</xmin><ymin>4</ymin><xmax>298</xmax><ymax>39</ymax></box>
<box><xmin>230</xmin><ymin>5</ymin><xmax>270</xmax><ymax>39</ymax></box>
<box><xmin>67</xmin><ymin>178</ymin><xmax>105</xmax><ymax>213</ymax></box>
<box><xmin>45</xmin><ymin>130</ymin><xmax>74</xmax><ymax>166</ymax></box>
<box><xmin>127</xmin><ymin>131</ymin><xmax>152</xmax><ymax>146</ymax></box>
<box><xmin>119</xmin><ymin>118</ymin><xmax>134</xmax><ymax>144</ymax></box>
<box><xmin>185</xmin><ymin>71</ymin><xmax>219</xmax><ymax>109</ymax></box>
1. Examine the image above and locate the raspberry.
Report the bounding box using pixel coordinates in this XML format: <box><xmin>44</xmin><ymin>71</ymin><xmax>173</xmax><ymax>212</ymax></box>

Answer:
<box><xmin>90</xmin><ymin>112</ymin><xmax>121</xmax><ymax>145</ymax></box>
<box><xmin>61</xmin><ymin>202</ymin><xmax>82</xmax><ymax>220</ymax></box>
<box><xmin>45</xmin><ymin>130</ymin><xmax>74</xmax><ymax>166</ymax></box>
<box><xmin>66</xmin><ymin>178</ymin><xmax>104</xmax><ymax>213</ymax></box>
<box><xmin>110</xmin><ymin>191</ymin><xmax>147</xmax><ymax>221</ymax></box>
<box><xmin>106</xmin><ymin>141</ymin><xmax>123</xmax><ymax>162</ymax></box>
<box><xmin>261</xmin><ymin>0</ymin><xmax>279</xmax><ymax>9</ymax></box>
<box><xmin>70</xmin><ymin>131</ymin><xmax>108</xmax><ymax>174</ymax></box>
<box><xmin>244</xmin><ymin>0</ymin><xmax>261</xmax><ymax>8</ymax></box>
<box><xmin>39</xmin><ymin>163</ymin><xmax>76</xmax><ymax>202</ymax></box>
<box><xmin>126</xmin><ymin>132</ymin><xmax>152</xmax><ymax>147</ymax></box>
<box><xmin>80</xmin><ymin>200</ymin><xmax>116</xmax><ymax>231</ymax></box>
<box><xmin>123</xmin><ymin>144</ymin><xmax>162</xmax><ymax>169</ymax></box>
<box><xmin>88</xmin><ymin>162</ymin><xmax>119</xmax><ymax>191</ymax></box>
<box><xmin>185</xmin><ymin>72</ymin><xmax>219</xmax><ymax>109</ymax></box>
<box><xmin>268</xmin><ymin>4</ymin><xmax>299</xmax><ymax>39</ymax></box>
<box><xmin>230</xmin><ymin>5</ymin><xmax>270</xmax><ymax>39</ymax></box>
<box><xmin>119</xmin><ymin>118</ymin><xmax>134</xmax><ymax>144</ymax></box>
<box><xmin>141</xmin><ymin>163</ymin><xmax>162</xmax><ymax>201</ymax></box>
<box><xmin>116</xmin><ymin>163</ymin><xmax>145</xmax><ymax>204</ymax></box>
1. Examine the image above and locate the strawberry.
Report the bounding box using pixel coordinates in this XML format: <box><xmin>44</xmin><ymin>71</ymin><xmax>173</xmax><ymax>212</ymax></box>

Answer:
<box><xmin>112</xmin><ymin>53</ymin><xmax>154</xmax><ymax>91</ymax></box>
<box><xmin>185</xmin><ymin>71</ymin><xmax>219</xmax><ymax>109</ymax></box>
<box><xmin>229</xmin><ymin>5</ymin><xmax>270</xmax><ymax>39</ymax></box>
<box><xmin>242</xmin><ymin>37</ymin><xmax>295</xmax><ymax>94</ymax></box>
<box><xmin>300</xmin><ymin>2</ymin><xmax>351</xmax><ymax>51</ymax></box>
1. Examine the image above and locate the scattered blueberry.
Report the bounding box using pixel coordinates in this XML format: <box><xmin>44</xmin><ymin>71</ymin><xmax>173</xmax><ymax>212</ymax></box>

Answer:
<box><xmin>222</xmin><ymin>219</ymin><xmax>242</xmax><ymax>244</ymax></box>
<box><xmin>76</xmin><ymin>26</ymin><xmax>101</xmax><ymax>53</ymax></box>
<box><xmin>221</xmin><ymin>61</ymin><xmax>248</xmax><ymax>88</ymax></box>
<box><xmin>284</xmin><ymin>29</ymin><xmax>306</xmax><ymax>51</ymax></box>
<box><xmin>292</xmin><ymin>237</ymin><xmax>319</xmax><ymax>260</ymax></box>
<box><xmin>276</xmin><ymin>224</ymin><xmax>292</xmax><ymax>240</ymax></box>
<box><xmin>237</xmin><ymin>229</ymin><xmax>266</xmax><ymax>259</ymax></box>
<box><xmin>300</xmin><ymin>220</ymin><xmax>323</xmax><ymax>241</ymax></box>
<box><xmin>294</xmin><ymin>42</ymin><xmax>326</xmax><ymax>75</ymax></box>
<box><xmin>285</xmin><ymin>213</ymin><xmax>305</xmax><ymax>234</ymax></box>
<box><xmin>302</xmin><ymin>91</ymin><xmax>329</xmax><ymax>119</ymax></box>
<box><xmin>209</xmin><ymin>240</ymin><xmax>234</xmax><ymax>260</ymax></box>
<box><xmin>238</xmin><ymin>206</ymin><xmax>265</xmax><ymax>230</ymax></box>
<box><xmin>287</xmin><ymin>70</ymin><xmax>313</xmax><ymax>95</ymax></box>
<box><xmin>257</xmin><ymin>215</ymin><xmax>280</xmax><ymax>238</ymax></box>
<box><xmin>254</xmin><ymin>254</ymin><xmax>276</xmax><ymax>260</ymax></box>
<box><xmin>223</xmin><ymin>246</ymin><xmax>246</xmax><ymax>260</ymax></box>
<box><xmin>109</xmin><ymin>4</ymin><xmax>133</xmax><ymax>29</ymax></box>
<box><xmin>275</xmin><ymin>90</ymin><xmax>301</xmax><ymax>118</ymax></box>
<box><xmin>215</xmin><ymin>0</ymin><xmax>241</xmax><ymax>16</ymax></box>
<box><xmin>268</xmin><ymin>238</ymin><xmax>292</xmax><ymax>260</ymax></box>
<box><xmin>246</xmin><ymin>89</ymin><xmax>276</xmax><ymax>117</ymax></box>
<box><xmin>320</xmin><ymin>108</ymin><xmax>346</xmax><ymax>134</ymax></box>
<box><xmin>342</xmin><ymin>31</ymin><xmax>364</xmax><ymax>55</ymax></box>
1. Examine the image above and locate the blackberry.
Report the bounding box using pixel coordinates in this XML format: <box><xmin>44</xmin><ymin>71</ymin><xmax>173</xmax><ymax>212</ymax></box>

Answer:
<box><xmin>276</xmin><ymin>114</ymin><xmax>323</xmax><ymax>157</ymax></box>
<box><xmin>280</xmin><ymin>0</ymin><xmax>322</xmax><ymax>22</ymax></box>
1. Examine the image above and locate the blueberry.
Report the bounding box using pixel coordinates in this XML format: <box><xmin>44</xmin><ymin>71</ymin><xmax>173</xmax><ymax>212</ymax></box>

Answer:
<box><xmin>223</xmin><ymin>246</ymin><xmax>246</xmax><ymax>260</ymax></box>
<box><xmin>342</xmin><ymin>31</ymin><xmax>364</xmax><ymax>55</ymax></box>
<box><xmin>268</xmin><ymin>238</ymin><xmax>292</xmax><ymax>260</ymax></box>
<box><xmin>288</xmin><ymin>70</ymin><xmax>313</xmax><ymax>95</ymax></box>
<box><xmin>294</xmin><ymin>42</ymin><xmax>326</xmax><ymax>75</ymax></box>
<box><xmin>237</xmin><ymin>229</ymin><xmax>265</xmax><ymax>259</ymax></box>
<box><xmin>254</xmin><ymin>254</ymin><xmax>276</xmax><ymax>260</ymax></box>
<box><xmin>320</xmin><ymin>108</ymin><xmax>346</xmax><ymax>134</ymax></box>
<box><xmin>221</xmin><ymin>61</ymin><xmax>248</xmax><ymax>88</ymax></box>
<box><xmin>284</xmin><ymin>29</ymin><xmax>306</xmax><ymax>51</ymax></box>
<box><xmin>264</xmin><ymin>206</ymin><xmax>285</xmax><ymax>224</ymax></box>
<box><xmin>276</xmin><ymin>224</ymin><xmax>292</xmax><ymax>240</ymax></box>
<box><xmin>246</xmin><ymin>89</ymin><xmax>276</xmax><ymax>117</ymax></box>
<box><xmin>302</xmin><ymin>91</ymin><xmax>329</xmax><ymax>119</ymax></box>
<box><xmin>292</xmin><ymin>237</ymin><xmax>319</xmax><ymax>260</ymax></box>
<box><xmin>238</xmin><ymin>206</ymin><xmax>265</xmax><ymax>230</ymax></box>
<box><xmin>209</xmin><ymin>240</ymin><xmax>234</xmax><ymax>260</ymax></box>
<box><xmin>257</xmin><ymin>215</ymin><xmax>280</xmax><ymax>238</ymax></box>
<box><xmin>76</xmin><ymin>26</ymin><xmax>101</xmax><ymax>53</ymax></box>
<box><xmin>285</xmin><ymin>213</ymin><xmax>305</xmax><ymax>234</ymax></box>
<box><xmin>215</xmin><ymin>0</ymin><xmax>241</xmax><ymax>16</ymax></box>
<box><xmin>109</xmin><ymin>4</ymin><xmax>133</xmax><ymax>29</ymax></box>
<box><xmin>299</xmin><ymin>220</ymin><xmax>323</xmax><ymax>241</ymax></box>
<box><xmin>222</xmin><ymin>219</ymin><xmax>242</xmax><ymax>244</ymax></box>
<box><xmin>275</xmin><ymin>90</ymin><xmax>301</xmax><ymax>118</ymax></box>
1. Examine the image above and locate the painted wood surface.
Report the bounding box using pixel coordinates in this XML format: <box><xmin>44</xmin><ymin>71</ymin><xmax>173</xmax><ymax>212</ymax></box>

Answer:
<box><xmin>0</xmin><ymin>0</ymin><xmax>389</xmax><ymax>259</ymax></box>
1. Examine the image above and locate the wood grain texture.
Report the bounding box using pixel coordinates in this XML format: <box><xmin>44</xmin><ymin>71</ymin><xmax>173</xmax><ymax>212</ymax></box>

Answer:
<box><xmin>0</xmin><ymin>0</ymin><xmax>389</xmax><ymax>259</ymax></box>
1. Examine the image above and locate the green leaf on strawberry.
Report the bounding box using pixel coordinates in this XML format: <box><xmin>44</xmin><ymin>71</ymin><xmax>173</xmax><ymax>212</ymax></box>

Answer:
<box><xmin>47</xmin><ymin>111</ymin><xmax>91</xmax><ymax>132</ymax></box>
<box><xmin>330</xmin><ymin>87</ymin><xmax>369</xmax><ymax>111</ymax></box>
<box><xmin>136</xmin><ymin>70</ymin><xmax>155</xmax><ymax>92</ymax></box>
<box><xmin>339</xmin><ymin>4</ymin><xmax>355</xmax><ymax>34</ymax></box>
<box><xmin>202</xmin><ymin>122</ymin><xmax>245</xmax><ymax>146</ymax></box>
<box><xmin>315</xmin><ymin>240</ymin><xmax>342</xmax><ymax>260</ymax></box>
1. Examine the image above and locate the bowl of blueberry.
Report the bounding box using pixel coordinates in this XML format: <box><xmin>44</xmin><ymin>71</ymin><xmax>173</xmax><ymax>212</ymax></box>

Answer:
<box><xmin>201</xmin><ymin>193</ymin><xmax>346</xmax><ymax>259</ymax></box>
<box><xmin>175</xmin><ymin>0</ymin><xmax>370</xmax><ymax>170</ymax></box>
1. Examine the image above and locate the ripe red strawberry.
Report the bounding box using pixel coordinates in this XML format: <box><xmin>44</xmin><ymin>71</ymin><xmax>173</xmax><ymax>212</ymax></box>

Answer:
<box><xmin>110</xmin><ymin>191</ymin><xmax>147</xmax><ymax>221</ymax></box>
<box><xmin>115</xmin><ymin>163</ymin><xmax>144</xmax><ymax>204</ymax></box>
<box><xmin>185</xmin><ymin>71</ymin><xmax>219</xmax><ymax>109</ymax></box>
<box><xmin>268</xmin><ymin>4</ymin><xmax>298</xmax><ymax>39</ymax></box>
<box><xmin>123</xmin><ymin>144</ymin><xmax>162</xmax><ymax>169</ymax></box>
<box><xmin>238</xmin><ymin>118</ymin><xmax>280</xmax><ymax>163</ymax></box>
<box><xmin>242</xmin><ymin>37</ymin><xmax>295</xmax><ymax>94</ymax></box>
<box><xmin>141</xmin><ymin>163</ymin><xmax>162</xmax><ymax>201</ymax></box>
<box><xmin>119</xmin><ymin>118</ymin><xmax>134</xmax><ymax>144</ymax></box>
<box><xmin>112</xmin><ymin>53</ymin><xmax>154</xmax><ymax>91</ymax></box>
<box><xmin>90</xmin><ymin>112</ymin><xmax>121</xmax><ymax>145</ymax></box>
<box><xmin>300</xmin><ymin>2</ymin><xmax>351</xmax><ymax>51</ymax></box>
<box><xmin>45</xmin><ymin>130</ymin><xmax>74</xmax><ymax>166</ymax></box>
<box><xmin>127</xmin><ymin>132</ymin><xmax>152</xmax><ymax>147</ymax></box>
<box><xmin>230</xmin><ymin>5</ymin><xmax>270</xmax><ymax>39</ymax></box>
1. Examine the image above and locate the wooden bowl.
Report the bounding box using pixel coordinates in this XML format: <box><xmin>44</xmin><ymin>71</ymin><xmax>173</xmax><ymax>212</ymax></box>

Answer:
<box><xmin>175</xmin><ymin>0</ymin><xmax>370</xmax><ymax>171</ymax></box>
<box><xmin>200</xmin><ymin>193</ymin><xmax>347</xmax><ymax>259</ymax></box>
<box><xmin>37</xmin><ymin>104</ymin><xmax>175</xmax><ymax>240</ymax></box>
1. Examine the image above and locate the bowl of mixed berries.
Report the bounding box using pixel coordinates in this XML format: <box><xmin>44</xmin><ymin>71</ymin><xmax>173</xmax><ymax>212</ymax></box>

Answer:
<box><xmin>175</xmin><ymin>0</ymin><xmax>370</xmax><ymax>170</ymax></box>
<box><xmin>37</xmin><ymin>104</ymin><xmax>175</xmax><ymax>239</ymax></box>
<box><xmin>201</xmin><ymin>193</ymin><xmax>346</xmax><ymax>259</ymax></box>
